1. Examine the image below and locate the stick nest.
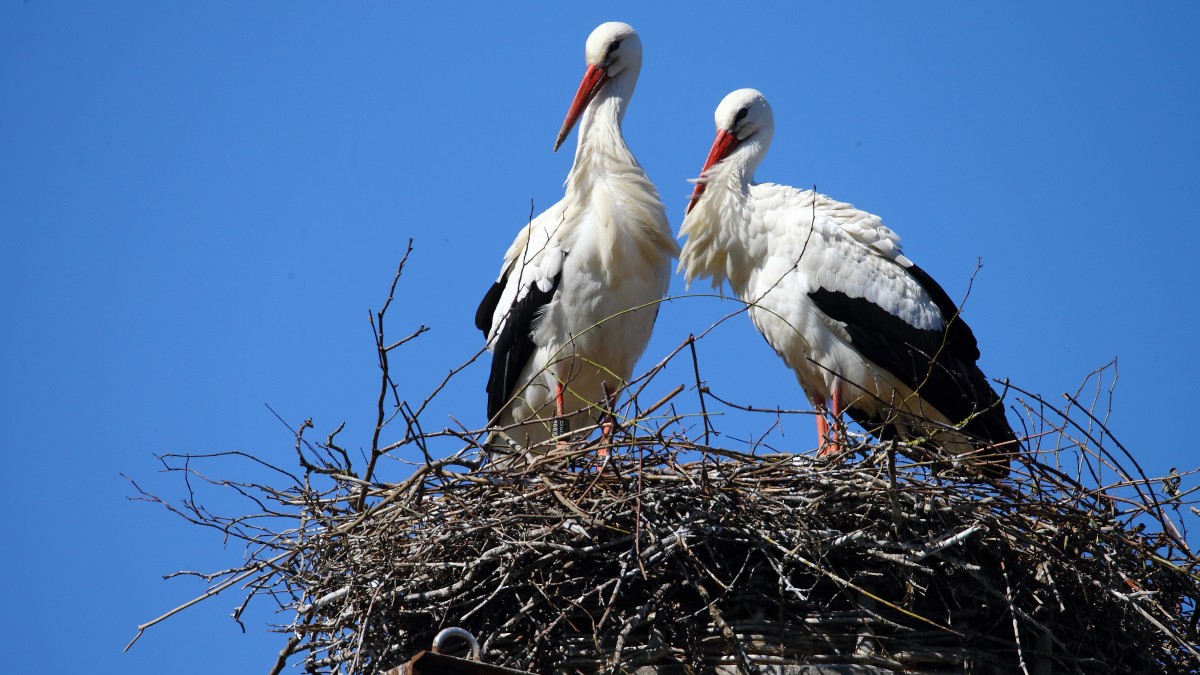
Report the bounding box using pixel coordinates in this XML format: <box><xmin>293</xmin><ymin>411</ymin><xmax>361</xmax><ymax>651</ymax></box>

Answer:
<box><xmin>287</xmin><ymin>437</ymin><xmax>1200</xmax><ymax>675</ymax></box>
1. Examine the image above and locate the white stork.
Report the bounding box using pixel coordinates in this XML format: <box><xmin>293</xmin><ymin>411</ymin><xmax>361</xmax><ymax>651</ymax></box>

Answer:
<box><xmin>678</xmin><ymin>89</ymin><xmax>1015</xmax><ymax>477</ymax></box>
<box><xmin>475</xmin><ymin>22</ymin><xmax>678</xmax><ymax>453</ymax></box>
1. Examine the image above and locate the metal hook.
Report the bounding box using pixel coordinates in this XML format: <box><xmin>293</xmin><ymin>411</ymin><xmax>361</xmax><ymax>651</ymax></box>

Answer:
<box><xmin>431</xmin><ymin>627</ymin><xmax>482</xmax><ymax>662</ymax></box>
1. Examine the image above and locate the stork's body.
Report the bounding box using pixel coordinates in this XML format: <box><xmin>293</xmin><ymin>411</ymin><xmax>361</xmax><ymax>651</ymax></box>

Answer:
<box><xmin>476</xmin><ymin>23</ymin><xmax>677</xmax><ymax>452</ymax></box>
<box><xmin>679</xmin><ymin>89</ymin><xmax>1014</xmax><ymax>476</ymax></box>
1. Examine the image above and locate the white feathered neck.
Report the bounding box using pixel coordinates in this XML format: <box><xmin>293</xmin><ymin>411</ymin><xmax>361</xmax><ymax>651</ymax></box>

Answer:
<box><xmin>561</xmin><ymin>69</ymin><xmax>678</xmax><ymax>285</ymax></box>
<box><xmin>677</xmin><ymin>140</ymin><xmax>765</xmax><ymax>291</ymax></box>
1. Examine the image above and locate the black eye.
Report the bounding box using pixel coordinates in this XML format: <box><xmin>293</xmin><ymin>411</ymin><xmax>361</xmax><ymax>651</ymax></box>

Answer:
<box><xmin>607</xmin><ymin>39</ymin><xmax>622</xmax><ymax>55</ymax></box>
<box><xmin>735</xmin><ymin>107</ymin><xmax>749</xmax><ymax>122</ymax></box>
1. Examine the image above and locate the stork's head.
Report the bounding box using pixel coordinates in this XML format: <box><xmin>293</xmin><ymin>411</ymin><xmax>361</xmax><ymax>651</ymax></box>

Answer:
<box><xmin>686</xmin><ymin>88</ymin><xmax>774</xmax><ymax>214</ymax></box>
<box><xmin>554</xmin><ymin>22</ymin><xmax>643</xmax><ymax>152</ymax></box>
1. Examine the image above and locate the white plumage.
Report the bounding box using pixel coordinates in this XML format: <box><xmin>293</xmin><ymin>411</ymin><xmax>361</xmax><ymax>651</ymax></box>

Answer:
<box><xmin>475</xmin><ymin>22</ymin><xmax>678</xmax><ymax>452</ymax></box>
<box><xmin>679</xmin><ymin>89</ymin><xmax>1014</xmax><ymax>476</ymax></box>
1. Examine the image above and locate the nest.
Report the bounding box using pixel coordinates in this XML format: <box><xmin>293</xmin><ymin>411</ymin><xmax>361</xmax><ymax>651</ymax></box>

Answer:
<box><xmin>127</xmin><ymin>249</ymin><xmax>1200</xmax><ymax>674</ymax></box>
<box><xmin>284</xmin><ymin>441</ymin><xmax>1198</xmax><ymax>674</ymax></box>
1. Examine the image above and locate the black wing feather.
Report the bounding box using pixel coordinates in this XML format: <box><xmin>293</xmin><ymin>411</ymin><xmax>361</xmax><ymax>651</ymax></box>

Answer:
<box><xmin>483</xmin><ymin>270</ymin><xmax>563</xmax><ymax>425</ymax></box>
<box><xmin>475</xmin><ymin>280</ymin><xmax>505</xmax><ymax>336</ymax></box>
<box><xmin>808</xmin><ymin>271</ymin><xmax>1015</xmax><ymax>451</ymax></box>
<box><xmin>906</xmin><ymin>264</ymin><xmax>979</xmax><ymax>363</ymax></box>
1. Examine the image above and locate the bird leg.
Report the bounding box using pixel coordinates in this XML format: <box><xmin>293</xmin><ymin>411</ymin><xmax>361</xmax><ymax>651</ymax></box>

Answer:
<box><xmin>814</xmin><ymin>407</ymin><xmax>832</xmax><ymax>452</ymax></box>
<box><xmin>814</xmin><ymin>384</ymin><xmax>845</xmax><ymax>457</ymax></box>
<box><xmin>598</xmin><ymin>381</ymin><xmax>616</xmax><ymax>458</ymax></box>
<box><xmin>809</xmin><ymin>391</ymin><xmax>833</xmax><ymax>455</ymax></box>
<box><xmin>829</xmin><ymin>384</ymin><xmax>846</xmax><ymax>454</ymax></box>
<box><xmin>551</xmin><ymin>382</ymin><xmax>569</xmax><ymax>450</ymax></box>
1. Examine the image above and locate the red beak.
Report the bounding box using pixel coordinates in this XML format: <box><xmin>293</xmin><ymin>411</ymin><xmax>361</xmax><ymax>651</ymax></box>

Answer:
<box><xmin>555</xmin><ymin>64</ymin><xmax>608</xmax><ymax>152</ymax></box>
<box><xmin>686</xmin><ymin>129</ymin><xmax>738</xmax><ymax>214</ymax></box>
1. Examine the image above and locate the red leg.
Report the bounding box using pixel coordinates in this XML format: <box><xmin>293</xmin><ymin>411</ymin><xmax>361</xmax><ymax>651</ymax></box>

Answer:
<box><xmin>815</xmin><ymin>384</ymin><xmax>845</xmax><ymax>458</ymax></box>
<box><xmin>598</xmin><ymin>381</ymin><xmax>615</xmax><ymax>458</ymax></box>
<box><xmin>599</xmin><ymin>422</ymin><xmax>611</xmax><ymax>457</ymax></box>
<box><xmin>554</xmin><ymin>382</ymin><xmax>568</xmax><ymax>450</ymax></box>
<box><xmin>809</xmin><ymin>391</ymin><xmax>833</xmax><ymax>455</ymax></box>
<box><xmin>815</xmin><ymin>409</ymin><xmax>831</xmax><ymax>452</ymax></box>
<box><xmin>831</xmin><ymin>384</ymin><xmax>844</xmax><ymax>434</ymax></box>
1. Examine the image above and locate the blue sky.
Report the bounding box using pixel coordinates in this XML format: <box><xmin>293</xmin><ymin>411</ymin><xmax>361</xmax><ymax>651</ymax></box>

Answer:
<box><xmin>3</xmin><ymin>3</ymin><xmax>1199</xmax><ymax>673</ymax></box>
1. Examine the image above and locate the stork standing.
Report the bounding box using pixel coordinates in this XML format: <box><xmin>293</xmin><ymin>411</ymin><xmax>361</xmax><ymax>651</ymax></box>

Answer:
<box><xmin>678</xmin><ymin>89</ymin><xmax>1015</xmax><ymax>477</ymax></box>
<box><xmin>475</xmin><ymin>22</ymin><xmax>678</xmax><ymax>453</ymax></box>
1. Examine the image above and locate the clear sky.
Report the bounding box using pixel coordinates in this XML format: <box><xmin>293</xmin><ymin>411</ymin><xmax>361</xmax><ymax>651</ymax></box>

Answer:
<box><xmin>3</xmin><ymin>3</ymin><xmax>1198</xmax><ymax>673</ymax></box>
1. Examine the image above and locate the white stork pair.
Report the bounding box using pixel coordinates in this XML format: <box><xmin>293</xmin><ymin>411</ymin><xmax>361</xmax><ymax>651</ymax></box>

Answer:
<box><xmin>475</xmin><ymin>23</ymin><xmax>1016</xmax><ymax>477</ymax></box>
